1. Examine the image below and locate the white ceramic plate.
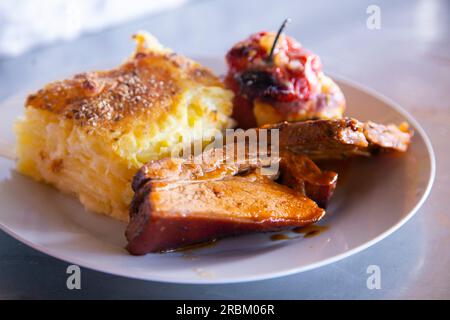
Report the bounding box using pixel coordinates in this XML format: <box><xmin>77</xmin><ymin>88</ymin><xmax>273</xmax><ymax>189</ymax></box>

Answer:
<box><xmin>0</xmin><ymin>58</ymin><xmax>435</xmax><ymax>284</ymax></box>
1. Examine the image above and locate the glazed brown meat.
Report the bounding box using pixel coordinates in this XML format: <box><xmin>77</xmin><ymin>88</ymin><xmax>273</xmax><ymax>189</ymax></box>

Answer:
<box><xmin>265</xmin><ymin>118</ymin><xmax>413</xmax><ymax>159</ymax></box>
<box><xmin>126</xmin><ymin>117</ymin><xmax>412</xmax><ymax>255</ymax></box>
<box><xmin>126</xmin><ymin>157</ymin><xmax>325</xmax><ymax>255</ymax></box>
<box><xmin>279</xmin><ymin>151</ymin><xmax>338</xmax><ymax>208</ymax></box>
<box><xmin>131</xmin><ymin>145</ymin><xmax>281</xmax><ymax>192</ymax></box>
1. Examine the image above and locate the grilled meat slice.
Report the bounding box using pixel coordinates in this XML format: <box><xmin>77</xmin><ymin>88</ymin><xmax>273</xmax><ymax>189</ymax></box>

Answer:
<box><xmin>279</xmin><ymin>151</ymin><xmax>338</xmax><ymax>208</ymax></box>
<box><xmin>126</xmin><ymin>117</ymin><xmax>411</xmax><ymax>254</ymax></box>
<box><xmin>265</xmin><ymin>118</ymin><xmax>412</xmax><ymax>159</ymax></box>
<box><xmin>131</xmin><ymin>142</ymin><xmax>335</xmax><ymax>210</ymax></box>
<box><xmin>126</xmin><ymin>156</ymin><xmax>325</xmax><ymax>255</ymax></box>
<box><xmin>131</xmin><ymin>145</ymin><xmax>281</xmax><ymax>192</ymax></box>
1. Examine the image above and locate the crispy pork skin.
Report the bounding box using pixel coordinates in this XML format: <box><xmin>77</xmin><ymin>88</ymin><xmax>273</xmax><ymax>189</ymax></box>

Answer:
<box><xmin>265</xmin><ymin>118</ymin><xmax>412</xmax><ymax>159</ymax></box>
<box><xmin>126</xmin><ymin>159</ymin><xmax>325</xmax><ymax>255</ymax></box>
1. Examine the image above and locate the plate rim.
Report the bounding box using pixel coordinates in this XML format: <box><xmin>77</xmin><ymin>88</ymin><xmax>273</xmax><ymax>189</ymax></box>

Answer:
<box><xmin>0</xmin><ymin>74</ymin><xmax>436</xmax><ymax>284</ymax></box>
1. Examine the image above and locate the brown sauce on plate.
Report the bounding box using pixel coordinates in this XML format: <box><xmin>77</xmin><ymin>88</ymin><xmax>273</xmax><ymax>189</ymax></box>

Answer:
<box><xmin>270</xmin><ymin>224</ymin><xmax>328</xmax><ymax>241</ymax></box>
<box><xmin>292</xmin><ymin>225</ymin><xmax>328</xmax><ymax>238</ymax></box>
<box><xmin>270</xmin><ymin>234</ymin><xmax>293</xmax><ymax>241</ymax></box>
<box><xmin>174</xmin><ymin>239</ymin><xmax>219</xmax><ymax>252</ymax></box>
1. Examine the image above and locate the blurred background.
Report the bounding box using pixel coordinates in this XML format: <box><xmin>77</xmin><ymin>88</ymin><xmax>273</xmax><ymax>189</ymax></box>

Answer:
<box><xmin>0</xmin><ymin>0</ymin><xmax>449</xmax><ymax>299</ymax></box>
<box><xmin>0</xmin><ymin>0</ymin><xmax>449</xmax><ymax>106</ymax></box>
<box><xmin>0</xmin><ymin>0</ymin><xmax>187</xmax><ymax>57</ymax></box>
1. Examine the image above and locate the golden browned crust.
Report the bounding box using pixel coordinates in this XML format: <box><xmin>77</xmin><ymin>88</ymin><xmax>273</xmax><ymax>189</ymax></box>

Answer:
<box><xmin>16</xmin><ymin>33</ymin><xmax>233</xmax><ymax>222</ymax></box>
<box><xmin>25</xmin><ymin>34</ymin><xmax>224</xmax><ymax>132</ymax></box>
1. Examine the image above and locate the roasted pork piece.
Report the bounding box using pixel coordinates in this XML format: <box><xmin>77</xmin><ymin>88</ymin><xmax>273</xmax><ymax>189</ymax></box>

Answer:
<box><xmin>265</xmin><ymin>118</ymin><xmax>413</xmax><ymax>160</ymax></box>
<box><xmin>126</xmin><ymin>151</ymin><xmax>326</xmax><ymax>254</ymax></box>
<box><xmin>126</xmin><ymin>117</ymin><xmax>412</xmax><ymax>254</ymax></box>
<box><xmin>279</xmin><ymin>151</ymin><xmax>338</xmax><ymax>208</ymax></box>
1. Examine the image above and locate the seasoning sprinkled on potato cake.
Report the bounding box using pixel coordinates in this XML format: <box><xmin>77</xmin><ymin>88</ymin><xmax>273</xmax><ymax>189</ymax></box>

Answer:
<box><xmin>16</xmin><ymin>32</ymin><xmax>234</xmax><ymax>221</ymax></box>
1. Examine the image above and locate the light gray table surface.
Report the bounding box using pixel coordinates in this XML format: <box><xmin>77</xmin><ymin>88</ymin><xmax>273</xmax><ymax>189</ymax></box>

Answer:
<box><xmin>0</xmin><ymin>0</ymin><xmax>449</xmax><ymax>299</ymax></box>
